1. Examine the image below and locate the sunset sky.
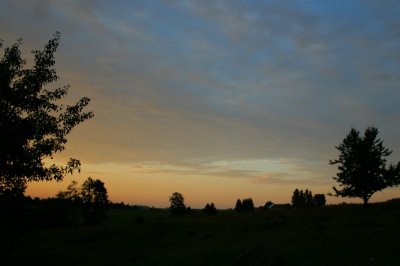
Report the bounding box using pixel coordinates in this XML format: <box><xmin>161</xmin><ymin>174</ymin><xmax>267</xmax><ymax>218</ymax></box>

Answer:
<box><xmin>2</xmin><ymin>0</ymin><xmax>400</xmax><ymax>208</ymax></box>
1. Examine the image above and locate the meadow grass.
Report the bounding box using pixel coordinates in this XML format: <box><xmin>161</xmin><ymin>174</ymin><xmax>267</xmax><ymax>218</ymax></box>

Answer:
<box><xmin>10</xmin><ymin>204</ymin><xmax>400</xmax><ymax>265</ymax></box>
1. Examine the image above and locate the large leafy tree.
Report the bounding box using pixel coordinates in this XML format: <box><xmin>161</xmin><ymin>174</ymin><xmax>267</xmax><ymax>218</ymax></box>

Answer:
<box><xmin>81</xmin><ymin>177</ymin><xmax>109</xmax><ymax>207</ymax></box>
<box><xmin>0</xmin><ymin>32</ymin><xmax>93</xmax><ymax>198</ymax></box>
<box><xmin>81</xmin><ymin>177</ymin><xmax>109</xmax><ymax>224</ymax></box>
<box><xmin>329</xmin><ymin>127</ymin><xmax>400</xmax><ymax>206</ymax></box>
<box><xmin>57</xmin><ymin>177</ymin><xmax>109</xmax><ymax>225</ymax></box>
<box><xmin>169</xmin><ymin>192</ymin><xmax>187</xmax><ymax>215</ymax></box>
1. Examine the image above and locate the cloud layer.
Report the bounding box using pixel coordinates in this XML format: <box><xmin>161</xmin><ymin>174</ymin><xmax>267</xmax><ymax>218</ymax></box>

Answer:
<box><xmin>2</xmin><ymin>0</ymin><xmax>400</xmax><ymax>206</ymax></box>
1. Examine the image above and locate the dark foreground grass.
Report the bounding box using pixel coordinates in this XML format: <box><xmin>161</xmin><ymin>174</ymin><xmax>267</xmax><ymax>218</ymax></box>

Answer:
<box><xmin>9</xmin><ymin>204</ymin><xmax>400</xmax><ymax>265</ymax></box>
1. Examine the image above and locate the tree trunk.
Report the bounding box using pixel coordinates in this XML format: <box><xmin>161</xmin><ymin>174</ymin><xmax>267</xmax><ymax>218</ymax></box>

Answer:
<box><xmin>363</xmin><ymin>196</ymin><xmax>369</xmax><ymax>208</ymax></box>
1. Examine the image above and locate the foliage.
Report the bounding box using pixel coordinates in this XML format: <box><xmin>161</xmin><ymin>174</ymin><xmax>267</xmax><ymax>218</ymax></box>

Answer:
<box><xmin>203</xmin><ymin>202</ymin><xmax>217</xmax><ymax>215</ymax></box>
<box><xmin>81</xmin><ymin>177</ymin><xmax>109</xmax><ymax>207</ymax></box>
<box><xmin>235</xmin><ymin>198</ymin><xmax>254</xmax><ymax>212</ymax></box>
<box><xmin>329</xmin><ymin>127</ymin><xmax>400</xmax><ymax>206</ymax></box>
<box><xmin>169</xmin><ymin>192</ymin><xmax>189</xmax><ymax>215</ymax></box>
<box><xmin>56</xmin><ymin>180</ymin><xmax>81</xmax><ymax>203</ymax></box>
<box><xmin>57</xmin><ymin>177</ymin><xmax>109</xmax><ymax>225</ymax></box>
<box><xmin>0</xmin><ymin>32</ymin><xmax>93</xmax><ymax>198</ymax></box>
<box><xmin>292</xmin><ymin>189</ymin><xmax>325</xmax><ymax>208</ymax></box>
<box><xmin>291</xmin><ymin>189</ymin><xmax>312</xmax><ymax>208</ymax></box>
<box><xmin>313</xmin><ymin>194</ymin><xmax>326</xmax><ymax>207</ymax></box>
<box><xmin>81</xmin><ymin>177</ymin><xmax>109</xmax><ymax>224</ymax></box>
<box><xmin>235</xmin><ymin>199</ymin><xmax>242</xmax><ymax>211</ymax></box>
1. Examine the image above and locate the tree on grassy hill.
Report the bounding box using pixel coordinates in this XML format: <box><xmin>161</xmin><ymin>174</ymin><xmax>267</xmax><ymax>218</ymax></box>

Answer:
<box><xmin>57</xmin><ymin>177</ymin><xmax>109</xmax><ymax>225</ymax></box>
<box><xmin>291</xmin><ymin>189</ymin><xmax>301</xmax><ymax>207</ymax></box>
<box><xmin>235</xmin><ymin>199</ymin><xmax>242</xmax><ymax>211</ymax></box>
<box><xmin>203</xmin><ymin>203</ymin><xmax>217</xmax><ymax>215</ymax></box>
<box><xmin>81</xmin><ymin>177</ymin><xmax>109</xmax><ymax>225</ymax></box>
<box><xmin>169</xmin><ymin>192</ymin><xmax>188</xmax><ymax>215</ymax></box>
<box><xmin>304</xmin><ymin>189</ymin><xmax>313</xmax><ymax>206</ymax></box>
<box><xmin>330</xmin><ymin>127</ymin><xmax>400</xmax><ymax>206</ymax></box>
<box><xmin>242</xmin><ymin>198</ymin><xmax>255</xmax><ymax>211</ymax></box>
<box><xmin>0</xmin><ymin>32</ymin><xmax>93</xmax><ymax>201</ymax></box>
<box><xmin>235</xmin><ymin>198</ymin><xmax>254</xmax><ymax>212</ymax></box>
<box><xmin>56</xmin><ymin>180</ymin><xmax>81</xmax><ymax>203</ymax></box>
<box><xmin>291</xmin><ymin>189</ymin><xmax>316</xmax><ymax>208</ymax></box>
<box><xmin>313</xmin><ymin>194</ymin><xmax>326</xmax><ymax>206</ymax></box>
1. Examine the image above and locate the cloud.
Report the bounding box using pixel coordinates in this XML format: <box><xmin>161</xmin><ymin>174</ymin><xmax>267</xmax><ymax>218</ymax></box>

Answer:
<box><xmin>2</xmin><ymin>0</ymin><xmax>400</xmax><ymax>193</ymax></box>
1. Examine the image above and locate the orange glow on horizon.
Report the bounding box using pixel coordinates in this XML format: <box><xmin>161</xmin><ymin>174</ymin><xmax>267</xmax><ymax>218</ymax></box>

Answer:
<box><xmin>26</xmin><ymin>162</ymin><xmax>400</xmax><ymax>209</ymax></box>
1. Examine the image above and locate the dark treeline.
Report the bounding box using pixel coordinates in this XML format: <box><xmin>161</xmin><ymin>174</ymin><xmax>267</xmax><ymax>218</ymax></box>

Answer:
<box><xmin>203</xmin><ymin>202</ymin><xmax>217</xmax><ymax>215</ymax></box>
<box><xmin>4</xmin><ymin>177</ymin><xmax>110</xmax><ymax>229</ymax></box>
<box><xmin>167</xmin><ymin>191</ymin><xmax>327</xmax><ymax>216</ymax></box>
<box><xmin>235</xmin><ymin>198</ymin><xmax>255</xmax><ymax>212</ymax></box>
<box><xmin>291</xmin><ymin>189</ymin><xmax>326</xmax><ymax>208</ymax></box>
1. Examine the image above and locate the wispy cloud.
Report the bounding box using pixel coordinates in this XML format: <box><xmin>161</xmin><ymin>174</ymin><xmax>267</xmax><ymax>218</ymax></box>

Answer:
<box><xmin>2</xmin><ymin>0</ymin><xmax>400</xmax><ymax>205</ymax></box>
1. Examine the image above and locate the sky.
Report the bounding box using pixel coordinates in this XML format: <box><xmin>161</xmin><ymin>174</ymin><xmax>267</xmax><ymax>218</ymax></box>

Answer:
<box><xmin>1</xmin><ymin>0</ymin><xmax>400</xmax><ymax>208</ymax></box>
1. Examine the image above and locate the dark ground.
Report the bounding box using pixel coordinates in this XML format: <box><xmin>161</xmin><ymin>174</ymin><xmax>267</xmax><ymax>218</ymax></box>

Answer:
<box><xmin>8</xmin><ymin>202</ymin><xmax>400</xmax><ymax>265</ymax></box>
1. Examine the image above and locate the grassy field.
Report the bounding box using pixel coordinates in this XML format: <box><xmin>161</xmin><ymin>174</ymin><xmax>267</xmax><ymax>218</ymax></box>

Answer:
<box><xmin>9</xmin><ymin>203</ymin><xmax>400</xmax><ymax>265</ymax></box>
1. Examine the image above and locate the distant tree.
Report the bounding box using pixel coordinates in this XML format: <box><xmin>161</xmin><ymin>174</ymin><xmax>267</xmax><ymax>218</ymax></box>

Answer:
<box><xmin>203</xmin><ymin>202</ymin><xmax>217</xmax><ymax>215</ymax></box>
<box><xmin>56</xmin><ymin>180</ymin><xmax>83</xmax><ymax>224</ymax></box>
<box><xmin>235</xmin><ymin>198</ymin><xmax>254</xmax><ymax>212</ymax></box>
<box><xmin>56</xmin><ymin>180</ymin><xmax>81</xmax><ymax>203</ymax></box>
<box><xmin>235</xmin><ymin>199</ymin><xmax>243</xmax><ymax>212</ymax></box>
<box><xmin>169</xmin><ymin>192</ymin><xmax>187</xmax><ymax>215</ymax></box>
<box><xmin>0</xmin><ymin>32</ymin><xmax>93</xmax><ymax>200</ymax></box>
<box><xmin>242</xmin><ymin>198</ymin><xmax>255</xmax><ymax>212</ymax></box>
<box><xmin>329</xmin><ymin>127</ymin><xmax>400</xmax><ymax>206</ymax></box>
<box><xmin>313</xmin><ymin>194</ymin><xmax>326</xmax><ymax>206</ymax></box>
<box><xmin>291</xmin><ymin>189</ymin><xmax>301</xmax><ymax>208</ymax></box>
<box><xmin>292</xmin><ymin>189</ymin><xmax>316</xmax><ymax>208</ymax></box>
<box><xmin>57</xmin><ymin>177</ymin><xmax>109</xmax><ymax>225</ymax></box>
<box><xmin>304</xmin><ymin>189</ymin><xmax>313</xmax><ymax>206</ymax></box>
<box><xmin>81</xmin><ymin>177</ymin><xmax>109</xmax><ymax>224</ymax></box>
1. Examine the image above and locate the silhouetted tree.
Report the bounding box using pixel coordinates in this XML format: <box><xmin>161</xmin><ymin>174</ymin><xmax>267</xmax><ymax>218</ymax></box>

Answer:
<box><xmin>55</xmin><ymin>180</ymin><xmax>83</xmax><ymax>225</ymax></box>
<box><xmin>203</xmin><ymin>202</ymin><xmax>217</xmax><ymax>215</ymax></box>
<box><xmin>313</xmin><ymin>194</ymin><xmax>326</xmax><ymax>206</ymax></box>
<box><xmin>235</xmin><ymin>199</ymin><xmax>243</xmax><ymax>212</ymax></box>
<box><xmin>304</xmin><ymin>189</ymin><xmax>313</xmax><ymax>206</ymax></box>
<box><xmin>57</xmin><ymin>177</ymin><xmax>109</xmax><ymax>225</ymax></box>
<box><xmin>329</xmin><ymin>127</ymin><xmax>400</xmax><ymax>206</ymax></box>
<box><xmin>242</xmin><ymin>198</ymin><xmax>255</xmax><ymax>211</ymax></box>
<box><xmin>291</xmin><ymin>189</ymin><xmax>301</xmax><ymax>208</ymax></box>
<box><xmin>292</xmin><ymin>188</ymin><xmax>315</xmax><ymax>208</ymax></box>
<box><xmin>0</xmin><ymin>33</ymin><xmax>93</xmax><ymax>263</ymax></box>
<box><xmin>169</xmin><ymin>192</ymin><xmax>187</xmax><ymax>215</ymax></box>
<box><xmin>56</xmin><ymin>180</ymin><xmax>81</xmax><ymax>203</ymax></box>
<box><xmin>235</xmin><ymin>198</ymin><xmax>254</xmax><ymax>212</ymax></box>
<box><xmin>0</xmin><ymin>32</ymin><xmax>93</xmax><ymax>200</ymax></box>
<box><xmin>81</xmin><ymin>177</ymin><xmax>109</xmax><ymax>225</ymax></box>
